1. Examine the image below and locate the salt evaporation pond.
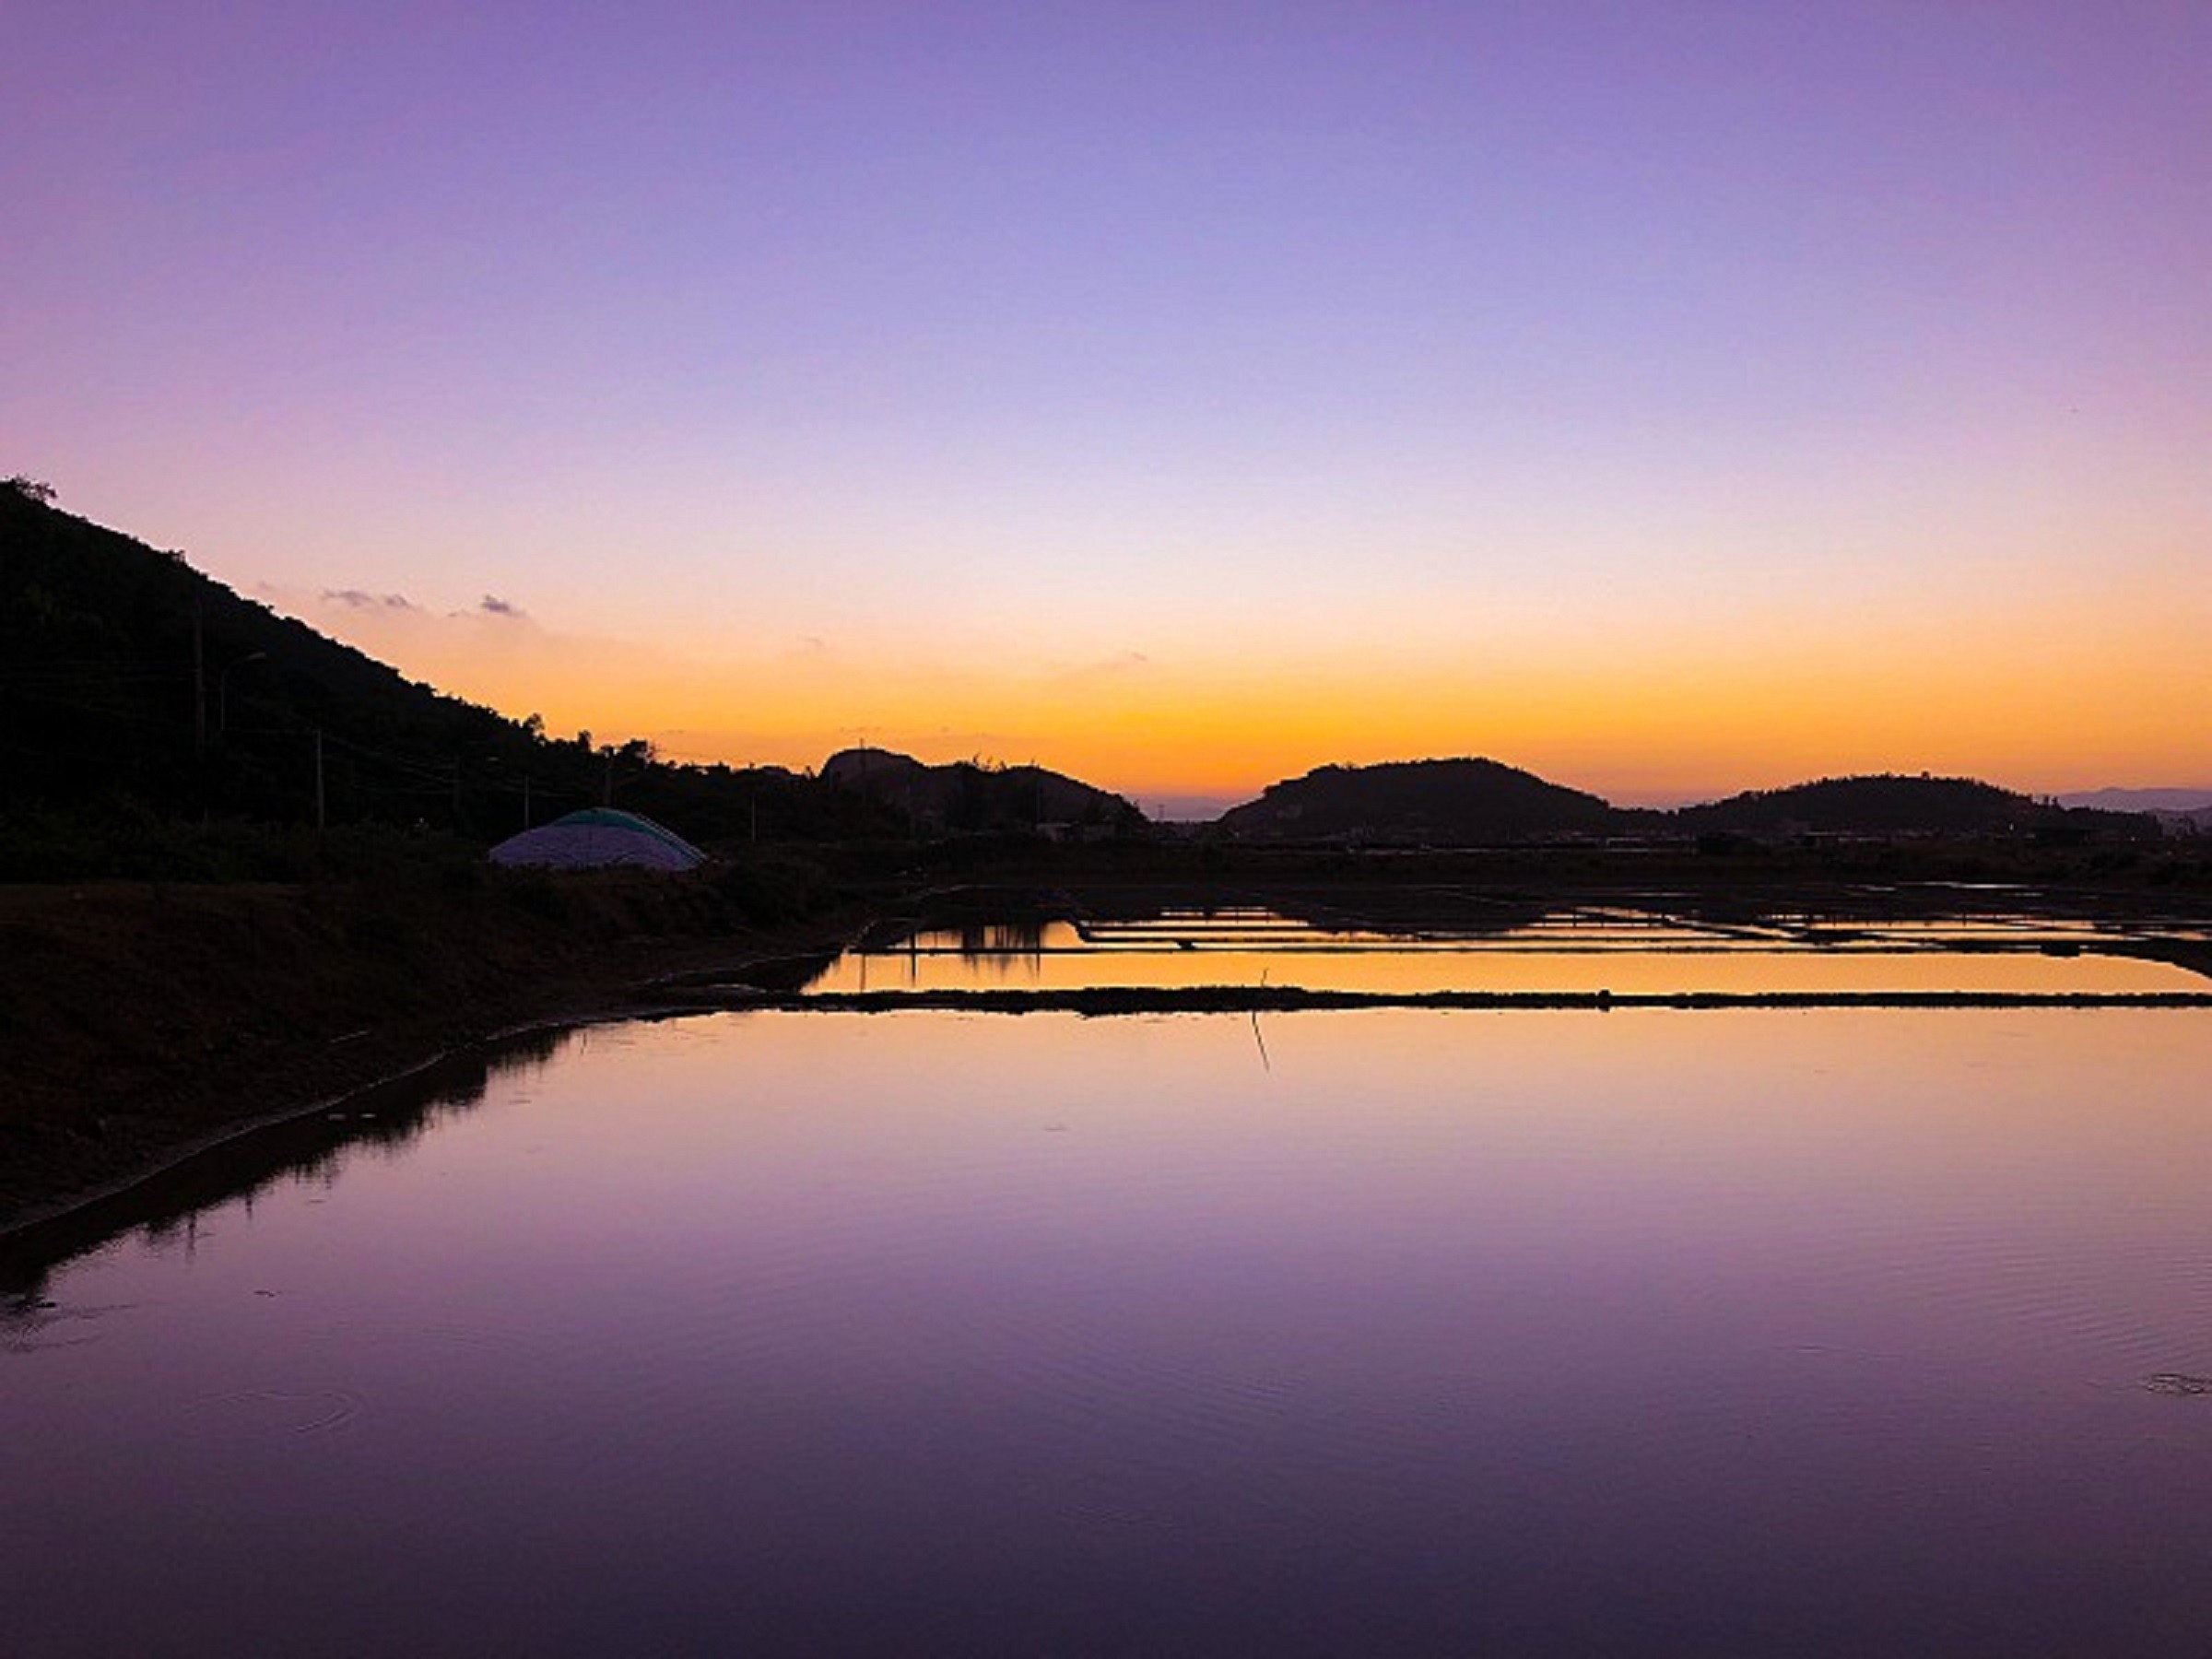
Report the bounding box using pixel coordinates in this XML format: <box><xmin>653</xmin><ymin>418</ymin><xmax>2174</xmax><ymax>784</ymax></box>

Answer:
<box><xmin>6</xmin><ymin>1000</ymin><xmax>2212</xmax><ymax>1655</ymax></box>
<box><xmin>805</xmin><ymin>902</ymin><xmax>2209</xmax><ymax>996</ymax></box>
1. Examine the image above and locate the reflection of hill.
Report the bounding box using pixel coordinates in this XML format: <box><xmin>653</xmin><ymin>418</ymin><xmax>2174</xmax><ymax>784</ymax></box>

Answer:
<box><xmin>948</xmin><ymin>920</ymin><xmax>1049</xmax><ymax>963</ymax></box>
<box><xmin>1218</xmin><ymin>759</ymin><xmax>1618</xmax><ymax>844</ymax></box>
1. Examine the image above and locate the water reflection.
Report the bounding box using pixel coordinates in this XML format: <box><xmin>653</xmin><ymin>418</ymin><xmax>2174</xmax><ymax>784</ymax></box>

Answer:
<box><xmin>803</xmin><ymin>898</ymin><xmax>2211</xmax><ymax>996</ymax></box>
<box><xmin>0</xmin><ymin>1027</ymin><xmax>574</xmax><ymax>1305</ymax></box>
<box><xmin>6</xmin><ymin>1007</ymin><xmax>2212</xmax><ymax>1655</ymax></box>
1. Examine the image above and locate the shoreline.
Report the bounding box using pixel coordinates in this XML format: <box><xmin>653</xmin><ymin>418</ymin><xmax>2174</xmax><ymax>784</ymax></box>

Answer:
<box><xmin>689</xmin><ymin>986</ymin><xmax>2212</xmax><ymax>1015</ymax></box>
<box><xmin>7</xmin><ymin>867</ymin><xmax>2209</xmax><ymax>1247</ymax></box>
<box><xmin>0</xmin><ymin>882</ymin><xmax>872</xmax><ymax>1240</ymax></box>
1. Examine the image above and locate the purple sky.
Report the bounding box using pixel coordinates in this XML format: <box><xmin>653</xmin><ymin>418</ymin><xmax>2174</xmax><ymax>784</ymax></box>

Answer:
<box><xmin>6</xmin><ymin>2</ymin><xmax>2207</xmax><ymax>807</ymax></box>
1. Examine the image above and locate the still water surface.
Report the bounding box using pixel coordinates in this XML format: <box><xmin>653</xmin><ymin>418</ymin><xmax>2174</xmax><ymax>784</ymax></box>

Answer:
<box><xmin>806</xmin><ymin>907</ymin><xmax>2208</xmax><ymax>995</ymax></box>
<box><xmin>7</xmin><ymin>1007</ymin><xmax>2212</xmax><ymax>1655</ymax></box>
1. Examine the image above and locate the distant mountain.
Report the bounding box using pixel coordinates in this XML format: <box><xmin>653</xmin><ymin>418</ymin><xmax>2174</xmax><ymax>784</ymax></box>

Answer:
<box><xmin>1212</xmin><ymin>761</ymin><xmax>2164</xmax><ymax>846</ymax></box>
<box><xmin>1675</xmin><ymin>774</ymin><xmax>2145</xmax><ymax>838</ymax></box>
<box><xmin>8</xmin><ymin>486</ymin><xmax>2175</xmax><ymax>859</ymax></box>
<box><xmin>821</xmin><ymin>747</ymin><xmax>1145</xmax><ymax>835</ymax></box>
<box><xmin>1217</xmin><ymin>759</ymin><xmax>1618</xmax><ymax>844</ymax></box>
<box><xmin>2058</xmin><ymin>787</ymin><xmax>2212</xmax><ymax>814</ymax></box>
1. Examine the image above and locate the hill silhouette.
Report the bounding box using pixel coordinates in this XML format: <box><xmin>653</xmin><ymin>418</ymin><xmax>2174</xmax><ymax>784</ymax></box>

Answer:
<box><xmin>1217</xmin><ymin>759</ymin><xmax>1618</xmax><ymax>843</ymax></box>
<box><xmin>2060</xmin><ymin>787</ymin><xmax>2212</xmax><ymax>824</ymax></box>
<box><xmin>1214</xmin><ymin>759</ymin><xmax>2152</xmax><ymax>846</ymax></box>
<box><xmin>2</xmin><ymin>484</ymin><xmax>2162</xmax><ymax>866</ymax></box>
<box><xmin>0</xmin><ymin>486</ymin><xmax>902</xmax><ymax>853</ymax></box>
<box><xmin>821</xmin><ymin>747</ymin><xmax>1144</xmax><ymax>836</ymax></box>
<box><xmin>1</xmin><ymin>486</ymin><xmax>1165</xmax><ymax>865</ymax></box>
<box><xmin>1674</xmin><ymin>774</ymin><xmax>2083</xmax><ymax>837</ymax></box>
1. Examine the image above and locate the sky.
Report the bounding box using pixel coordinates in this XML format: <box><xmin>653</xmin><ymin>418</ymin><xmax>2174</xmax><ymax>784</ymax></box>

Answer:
<box><xmin>6</xmin><ymin>1</ymin><xmax>2206</xmax><ymax>814</ymax></box>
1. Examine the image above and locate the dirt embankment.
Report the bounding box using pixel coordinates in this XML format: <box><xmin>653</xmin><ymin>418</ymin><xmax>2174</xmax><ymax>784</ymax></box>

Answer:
<box><xmin>0</xmin><ymin>869</ymin><xmax>867</xmax><ymax>1232</ymax></box>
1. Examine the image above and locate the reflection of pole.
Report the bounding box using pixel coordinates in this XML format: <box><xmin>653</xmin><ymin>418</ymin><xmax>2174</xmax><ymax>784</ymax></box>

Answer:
<box><xmin>313</xmin><ymin>729</ymin><xmax>326</xmax><ymax>831</ymax></box>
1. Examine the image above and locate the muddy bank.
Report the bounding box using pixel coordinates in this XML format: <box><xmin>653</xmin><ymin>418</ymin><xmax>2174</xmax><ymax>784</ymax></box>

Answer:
<box><xmin>0</xmin><ymin>871</ymin><xmax>862</xmax><ymax>1233</ymax></box>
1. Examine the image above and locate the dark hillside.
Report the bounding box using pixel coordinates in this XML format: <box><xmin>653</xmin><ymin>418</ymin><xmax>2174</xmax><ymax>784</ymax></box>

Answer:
<box><xmin>822</xmin><ymin>746</ymin><xmax>1145</xmax><ymax>836</ymax></box>
<box><xmin>0</xmin><ymin>486</ymin><xmax>903</xmax><ymax>865</ymax></box>
<box><xmin>1218</xmin><ymin>758</ymin><xmax>1619</xmax><ymax>843</ymax></box>
<box><xmin>1674</xmin><ymin>773</ymin><xmax>2149</xmax><ymax>840</ymax></box>
<box><xmin>3</xmin><ymin>483</ymin><xmax>597</xmax><ymax>829</ymax></box>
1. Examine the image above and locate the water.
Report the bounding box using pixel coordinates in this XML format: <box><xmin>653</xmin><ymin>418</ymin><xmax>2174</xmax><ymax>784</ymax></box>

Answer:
<box><xmin>804</xmin><ymin>904</ymin><xmax>2210</xmax><ymax>995</ymax></box>
<box><xmin>6</xmin><ymin>1002</ymin><xmax>2212</xmax><ymax>1656</ymax></box>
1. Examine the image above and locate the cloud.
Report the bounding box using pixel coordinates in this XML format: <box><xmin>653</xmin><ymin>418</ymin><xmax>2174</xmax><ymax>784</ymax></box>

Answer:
<box><xmin>309</xmin><ymin>586</ymin><xmax>528</xmax><ymax>623</ymax></box>
<box><xmin>322</xmin><ymin>588</ymin><xmax>418</xmax><ymax>611</ymax></box>
<box><xmin>1044</xmin><ymin>650</ymin><xmax>1151</xmax><ymax>687</ymax></box>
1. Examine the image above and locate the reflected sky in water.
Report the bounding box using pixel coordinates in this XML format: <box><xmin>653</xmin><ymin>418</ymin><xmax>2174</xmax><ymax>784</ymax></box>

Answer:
<box><xmin>806</xmin><ymin>907</ymin><xmax>2208</xmax><ymax>994</ymax></box>
<box><xmin>6</xmin><ymin>1007</ymin><xmax>2212</xmax><ymax>1655</ymax></box>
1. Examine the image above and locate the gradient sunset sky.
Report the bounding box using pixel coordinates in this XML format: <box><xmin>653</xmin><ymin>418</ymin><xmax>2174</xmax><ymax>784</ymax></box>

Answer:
<box><xmin>6</xmin><ymin>2</ymin><xmax>2206</xmax><ymax>812</ymax></box>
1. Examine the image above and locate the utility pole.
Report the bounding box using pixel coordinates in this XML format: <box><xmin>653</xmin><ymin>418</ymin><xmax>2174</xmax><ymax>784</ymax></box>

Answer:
<box><xmin>193</xmin><ymin>605</ymin><xmax>206</xmax><ymax>757</ymax></box>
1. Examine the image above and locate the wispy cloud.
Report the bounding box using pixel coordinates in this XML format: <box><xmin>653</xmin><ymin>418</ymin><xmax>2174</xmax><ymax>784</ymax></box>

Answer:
<box><xmin>322</xmin><ymin>588</ymin><xmax>418</xmax><ymax>611</ymax></box>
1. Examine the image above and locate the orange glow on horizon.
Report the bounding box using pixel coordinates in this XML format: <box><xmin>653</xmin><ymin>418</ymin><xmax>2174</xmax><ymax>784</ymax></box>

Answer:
<box><xmin>287</xmin><ymin>574</ymin><xmax>2208</xmax><ymax>810</ymax></box>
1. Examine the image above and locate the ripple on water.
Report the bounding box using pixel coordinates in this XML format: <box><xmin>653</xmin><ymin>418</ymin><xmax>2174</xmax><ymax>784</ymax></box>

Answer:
<box><xmin>185</xmin><ymin>1386</ymin><xmax>368</xmax><ymax>1440</ymax></box>
<box><xmin>2142</xmin><ymin>1373</ymin><xmax>2212</xmax><ymax>1396</ymax></box>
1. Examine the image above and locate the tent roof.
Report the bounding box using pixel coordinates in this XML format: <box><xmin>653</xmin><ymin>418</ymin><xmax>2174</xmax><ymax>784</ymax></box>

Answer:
<box><xmin>545</xmin><ymin>807</ymin><xmax>705</xmax><ymax>860</ymax></box>
<box><xmin>488</xmin><ymin>808</ymin><xmax>706</xmax><ymax>871</ymax></box>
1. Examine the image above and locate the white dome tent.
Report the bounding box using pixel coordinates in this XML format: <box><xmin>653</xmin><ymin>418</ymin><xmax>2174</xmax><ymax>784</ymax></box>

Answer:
<box><xmin>488</xmin><ymin>807</ymin><xmax>706</xmax><ymax>872</ymax></box>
